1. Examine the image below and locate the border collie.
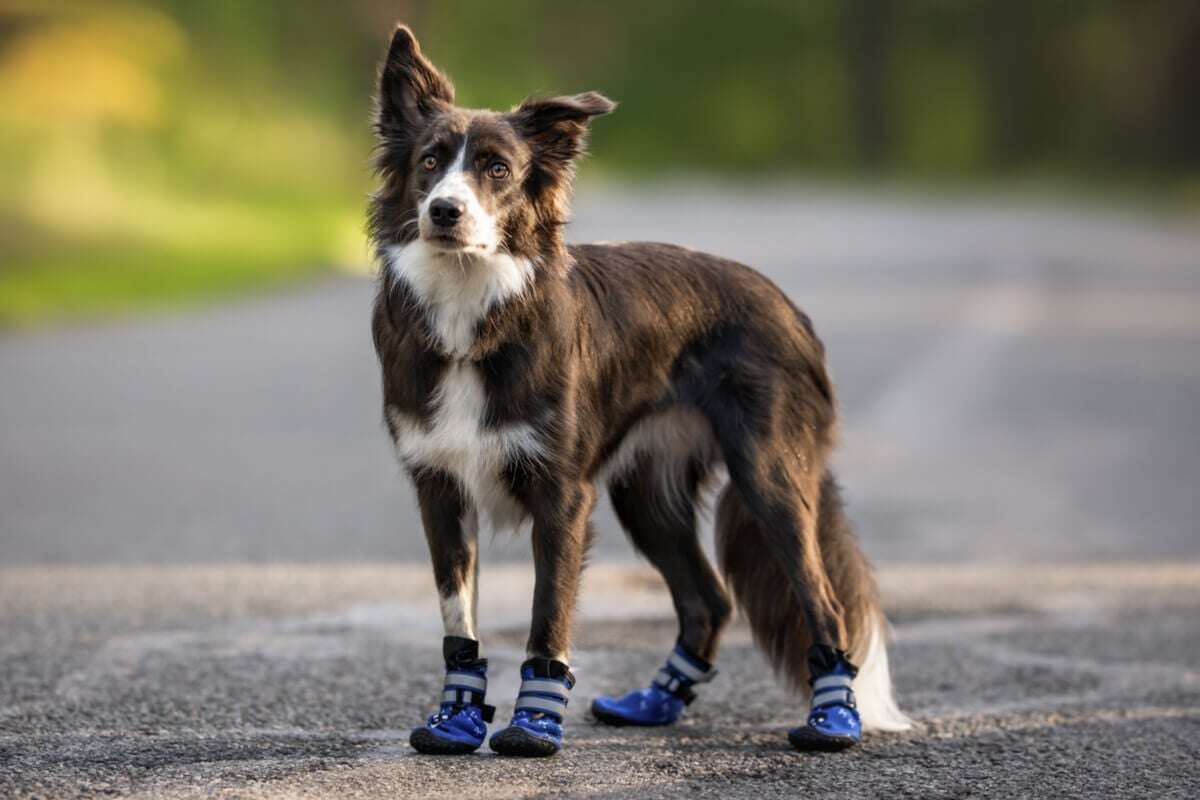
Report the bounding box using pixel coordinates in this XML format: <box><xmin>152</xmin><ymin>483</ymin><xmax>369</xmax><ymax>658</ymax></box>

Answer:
<box><xmin>369</xmin><ymin>26</ymin><xmax>911</xmax><ymax>757</ymax></box>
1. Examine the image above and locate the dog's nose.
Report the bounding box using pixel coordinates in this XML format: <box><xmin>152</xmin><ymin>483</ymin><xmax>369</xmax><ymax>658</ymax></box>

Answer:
<box><xmin>429</xmin><ymin>198</ymin><xmax>465</xmax><ymax>228</ymax></box>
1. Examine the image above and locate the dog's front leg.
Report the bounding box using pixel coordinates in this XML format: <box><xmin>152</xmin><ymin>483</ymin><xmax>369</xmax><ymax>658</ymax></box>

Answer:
<box><xmin>407</xmin><ymin>469</ymin><xmax>495</xmax><ymax>755</ymax></box>
<box><xmin>527</xmin><ymin>481</ymin><xmax>596</xmax><ymax>662</ymax></box>
<box><xmin>413</xmin><ymin>470</ymin><xmax>478</xmax><ymax>642</ymax></box>
<box><xmin>489</xmin><ymin>481</ymin><xmax>596</xmax><ymax>757</ymax></box>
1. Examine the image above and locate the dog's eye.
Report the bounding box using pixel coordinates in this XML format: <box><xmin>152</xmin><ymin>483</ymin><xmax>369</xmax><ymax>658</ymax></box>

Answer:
<box><xmin>421</xmin><ymin>155</ymin><xmax>437</xmax><ymax>171</ymax></box>
<box><xmin>487</xmin><ymin>161</ymin><xmax>510</xmax><ymax>180</ymax></box>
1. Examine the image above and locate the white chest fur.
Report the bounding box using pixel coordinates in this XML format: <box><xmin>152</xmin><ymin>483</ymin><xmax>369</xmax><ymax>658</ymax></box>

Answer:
<box><xmin>387</xmin><ymin>241</ymin><xmax>534</xmax><ymax>358</ymax></box>
<box><xmin>387</xmin><ymin>362</ymin><xmax>544</xmax><ymax>531</ymax></box>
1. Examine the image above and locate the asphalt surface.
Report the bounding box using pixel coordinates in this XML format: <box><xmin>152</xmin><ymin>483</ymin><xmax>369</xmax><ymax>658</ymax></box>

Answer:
<box><xmin>2</xmin><ymin>563</ymin><xmax>1198</xmax><ymax>798</ymax></box>
<box><xmin>2</xmin><ymin>184</ymin><xmax>1200</xmax><ymax>797</ymax></box>
<box><xmin>4</xmin><ymin>187</ymin><xmax>1200</xmax><ymax>564</ymax></box>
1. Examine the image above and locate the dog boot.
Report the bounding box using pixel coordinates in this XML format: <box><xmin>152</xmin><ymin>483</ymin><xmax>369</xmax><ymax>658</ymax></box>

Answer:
<box><xmin>489</xmin><ymin>657</ymin><xmax>575</xmax><ymax>757</ymax></box>
<box><xmin>410</xmin><ymin>636</ymin><xmax>496</xmax><ymax>755</ymax></box>
<box><xmin>591</xmin><ymin>642</ymin><xmax>717</xmax><ymax>726</ymax></box>
<box><xmin>788</xmin><ymin>644</ymin><xmax>861</xmax><ymax>752</ymax></box>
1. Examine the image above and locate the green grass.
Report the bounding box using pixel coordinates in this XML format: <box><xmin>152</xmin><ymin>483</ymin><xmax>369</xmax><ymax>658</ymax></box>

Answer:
<box><xmin>0</xmin><ymin>197</ymin><xmax>366</xmax><ymax>327</ymax></box>
<box><xmin>3</xmin><ymin>1</ymin><xmax>1197</xmax><ymax>328</ymax></box>
<box><xmin>0</xmin><ymin>248</ymin><xmax>326</xmax><ymax>326</ymax></box>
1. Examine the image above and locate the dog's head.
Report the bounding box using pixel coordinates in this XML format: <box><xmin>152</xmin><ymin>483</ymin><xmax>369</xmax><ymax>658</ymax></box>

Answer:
<box><xmin>370</xmin><ymin>26</ymin><xmax>614</xmax><ymax>261</ymax></box>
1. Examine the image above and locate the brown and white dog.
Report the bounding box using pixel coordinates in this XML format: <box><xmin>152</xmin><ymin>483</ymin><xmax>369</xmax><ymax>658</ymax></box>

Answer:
<box><xmin>369</xmin><ymin>26</ymin><xmax>910</xmax><ymax>757</ymax></box>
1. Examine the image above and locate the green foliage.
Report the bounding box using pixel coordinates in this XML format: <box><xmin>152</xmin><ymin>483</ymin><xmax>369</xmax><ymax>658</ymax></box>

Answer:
<box><xmin>0</xmin><ymin>0</ymin><xmax>1196</xmax><ymax>324</ymax></box>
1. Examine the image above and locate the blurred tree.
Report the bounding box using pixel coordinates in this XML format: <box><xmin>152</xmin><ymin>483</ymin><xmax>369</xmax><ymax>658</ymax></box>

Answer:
<box><xmin>845</xmin><ymin>0</ymin><xmax>894</xmax><ymax>170</ymax></box>
<box><xmin>2</xmin><ymin>0</ymin><xmax>1198</xmax><ymax>323</ymax></box>
<box><xmin>1156</xmin><ymin>3</ymin><xmax>1200</xmax><ymax>169</ymax></box>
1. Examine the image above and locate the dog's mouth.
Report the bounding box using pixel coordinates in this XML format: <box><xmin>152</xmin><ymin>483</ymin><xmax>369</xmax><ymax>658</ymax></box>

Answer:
<box><xmin>425</xmin><ymin>232</ymin><xmax>468</xmax><ymax>250</ymax></box>
<box><xmin>425</xmin><ymin>233</ymin><xmax>491</xmax><ymax>254</ymax></box>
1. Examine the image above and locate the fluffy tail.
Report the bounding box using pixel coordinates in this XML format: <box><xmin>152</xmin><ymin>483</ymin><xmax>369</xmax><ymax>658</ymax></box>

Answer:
<box><xmin>715</xmin><ymin>471</ymin><xmax>912</xmax><ymax>732</ymax></box>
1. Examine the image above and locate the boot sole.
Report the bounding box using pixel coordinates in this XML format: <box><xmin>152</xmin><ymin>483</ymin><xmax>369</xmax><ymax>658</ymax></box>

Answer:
<box><xmin>489</xmin><ymin>726</ymin><xmax>560</xmax><ymax>757</ymax></box>
<box><xmin>787</xmin><ymin>726</ymin><xmax>859</xmax><ymax>753</ymax></box>
<box><xmin>409</xmin><ymin>727</ymin><xmax>480</xmax><ymax>755</ymax></box>
<box><xmin>591</xmin><ymin>701</ymin><xmax>674</xmax><ymax>727</ymax></box>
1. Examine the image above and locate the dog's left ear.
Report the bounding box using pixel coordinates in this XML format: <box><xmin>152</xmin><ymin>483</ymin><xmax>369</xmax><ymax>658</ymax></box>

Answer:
<box><xmin>512</xmin><ymin>92</ymin><xmax>616</xmax><ymax>168</ymax></box>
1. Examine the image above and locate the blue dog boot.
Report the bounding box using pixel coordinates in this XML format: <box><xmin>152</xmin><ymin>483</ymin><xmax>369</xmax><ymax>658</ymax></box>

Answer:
<box><xmin>489</xmin><ymin>658</ymin><xmax>575</xmax><ymax>757</ymax></box>
<box><xmin>410</xmin><ymin>636</ymin><xmax>496</xmax><ymax>755</ymax></box>
<box><xmin>591</xmin><ymin>642</ymin><xmax>716</xmax><ymax>726</ymax></box>
<box><xmin>788</xmin><ymin>644</ymin><xmax>861</xmax><ymax>752</ymax></box>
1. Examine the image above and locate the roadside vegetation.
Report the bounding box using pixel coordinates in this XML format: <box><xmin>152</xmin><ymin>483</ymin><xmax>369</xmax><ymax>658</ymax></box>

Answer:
<box><xmin>1</xmin><ymin>1</ymin><xmax>1196</xmax><ymax>325</ymax></box>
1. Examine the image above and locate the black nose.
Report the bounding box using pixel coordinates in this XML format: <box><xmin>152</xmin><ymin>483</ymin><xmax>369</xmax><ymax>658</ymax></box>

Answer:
<box><xmin>429</xmin><ymin>198</ymin><xmax>465</xmax><ymax>228</ymax></box>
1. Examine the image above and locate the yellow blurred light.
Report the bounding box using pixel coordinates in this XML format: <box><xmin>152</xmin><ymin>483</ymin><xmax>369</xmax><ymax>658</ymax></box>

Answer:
<box><xmin>0</xmin><ymin>6</ymin><xmax>186</xmax><ymax>130</ymax></box>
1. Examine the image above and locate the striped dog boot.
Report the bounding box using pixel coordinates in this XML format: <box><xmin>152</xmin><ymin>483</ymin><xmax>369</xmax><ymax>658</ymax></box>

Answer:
<box><xmin>591</xmin><ymin>642</ymin><xmax>717</xmax><ymax>726</ymax></box>
<box><xmin>409</xmin><ymin>636</ymin><xmax>496</xmax><ymax>755</ymax></box>
<box><xmin>788</xmin><ymin>644</ymin><xmax>861</xmax><ymax>752</ymax></box>
<box><xmin>489</xmin><ymin>658</ymin><xmax>576</xmax><ymax>757</ymax></box>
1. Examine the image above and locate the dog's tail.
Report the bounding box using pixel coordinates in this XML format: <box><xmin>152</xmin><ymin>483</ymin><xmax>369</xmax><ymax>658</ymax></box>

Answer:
<box><xmin>715</xmin><ymin>470</ymin><xmax>912</xmax><ymax>732</ymax></box>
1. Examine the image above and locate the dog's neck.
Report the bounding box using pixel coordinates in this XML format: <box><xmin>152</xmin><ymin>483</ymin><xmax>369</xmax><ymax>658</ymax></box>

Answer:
<box><xmin>385</xmin><ymin>240</ymin><xmax>538</xmax><ymax>359</ymax></box>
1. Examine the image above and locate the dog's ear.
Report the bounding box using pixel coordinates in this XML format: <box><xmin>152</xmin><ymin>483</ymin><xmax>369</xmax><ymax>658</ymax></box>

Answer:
<box><xmin>512</xmin><ymin>92</ymin><xmax>616</xmax><ymax>169</ymax></box>
<box><xmin>377</xmin><ymin>25</ymin><xmax>454</xmax><ymax>131</ymax></box>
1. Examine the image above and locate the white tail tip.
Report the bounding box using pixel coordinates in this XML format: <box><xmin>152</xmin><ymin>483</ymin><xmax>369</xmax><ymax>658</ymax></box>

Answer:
<box><xmin>850</xmin><ymin>613</ymin><xmax>913</xmax><ymax>732</ymax></box>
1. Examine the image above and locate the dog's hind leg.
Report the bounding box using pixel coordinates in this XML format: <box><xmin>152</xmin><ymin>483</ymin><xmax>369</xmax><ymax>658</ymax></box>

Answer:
<box><xmin>591</xmin><ymin>455</ymin><xmax>729</xmax><ymax>727</ymax></box>
<box><xmin>407</xmin><ymin>470</ymin><xmax>495</xmax><ymax>756</ymax></box>
<box><xmin>610</xmin><ymin>456</ymin><xmax>731</xmax><ymax>660</ymax></box>
<box><xmin>716</xmin><ymin>413</ymin><xmax>916</xmax><ymax>750</ymax></box>
<box><xmin>716</xmin><ymin>450</ymin><xmax>848</xmax><ymax>668</ymax></box>
<box><xmin>704</xmin><ymin>355</ymin><xmax>877</xmax><ymax>751</ymax></box>
<box><xmin>715</xmin><ymin>452</ymin><xmax>867</xmax><ymax>752</ymax></box>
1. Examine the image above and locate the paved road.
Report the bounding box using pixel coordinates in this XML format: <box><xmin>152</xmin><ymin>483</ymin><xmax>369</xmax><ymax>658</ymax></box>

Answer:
<box><xmin>2</xmin><ymin>563</ymin><xmax>1198</xmax><ymax>798</ymax></box>
<box><xmin>3</xmin><ymin>185</ymin><xmax>1198</xmax><ymax>563</ymax></box>
<box><xmin>2</xmin><ymin>185</ymin><xmax>1199</xmax><ymax>797</ymax></box>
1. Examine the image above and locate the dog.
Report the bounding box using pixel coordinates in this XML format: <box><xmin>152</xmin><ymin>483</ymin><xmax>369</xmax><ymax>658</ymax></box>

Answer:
<box><xmin>368</xmin><ymin>25</ymin><xmax>911</xmax><ymax>757</ymax></box>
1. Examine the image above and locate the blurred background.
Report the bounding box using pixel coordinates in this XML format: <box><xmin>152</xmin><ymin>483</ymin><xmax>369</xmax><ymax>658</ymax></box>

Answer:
<box><xmin>1</xmin><ymin>0</ymin><xmax>1198</xmax><ymax>564</ymax></box>
<box><xmin>2</xmin><ymin>5</ymin><xmax>1199</xmax><ymax>796</ymax></box>
<box><xmin>3</xmin><ymin>0</ymin><xmax>1200</xmax><ymax>323</ymax></box>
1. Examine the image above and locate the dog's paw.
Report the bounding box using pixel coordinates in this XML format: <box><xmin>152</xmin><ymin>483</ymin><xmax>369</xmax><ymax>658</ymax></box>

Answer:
<box><xmin>489</xmin><ymin>724</ymin><xmax>561</xmax><ymax>757</ymax></box>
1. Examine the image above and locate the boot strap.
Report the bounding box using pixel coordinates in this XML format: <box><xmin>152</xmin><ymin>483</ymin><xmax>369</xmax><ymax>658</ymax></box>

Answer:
<box><xmin>811</xmin><ymin>674</ymin><xmax>855</xmax><ymax>708</ymax></box>
<box><xmin>442</xmin><ymin>670</ymin><xmax>496</xmax><ymax>721</ymax></box>
<box><xmin>515</xmin><ymin>676</ymin><xmax>570</xmax><ymax>720</ymax></box>
<box><xmin>652</xmin><ymin>645</ymin><xmax>717</xmax><ymax>702</ymax></box>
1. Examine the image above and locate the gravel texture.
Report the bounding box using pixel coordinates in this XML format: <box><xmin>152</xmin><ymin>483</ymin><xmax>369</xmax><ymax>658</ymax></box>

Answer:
<box><xmin>1</xmin><ymin>564</ymin><xmax>1197</xmax><ymax>799</ymax></box>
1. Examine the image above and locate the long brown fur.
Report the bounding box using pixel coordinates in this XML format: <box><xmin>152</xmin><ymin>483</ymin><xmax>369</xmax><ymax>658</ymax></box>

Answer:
<box><xmin>717</xmin><ymin>470</ymin><xmax>880</xmax><ymax>696</ymax></box>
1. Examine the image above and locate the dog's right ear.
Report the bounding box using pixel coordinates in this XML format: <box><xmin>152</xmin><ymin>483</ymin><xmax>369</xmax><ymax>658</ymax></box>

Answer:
<box><xmin>376</xmin><ymin>25</ymin><xmax>454</xmax><ymax>131</ymax></box>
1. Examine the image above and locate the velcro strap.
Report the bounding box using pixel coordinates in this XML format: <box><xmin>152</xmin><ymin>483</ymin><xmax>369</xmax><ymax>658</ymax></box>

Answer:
<box><xmin>653</xmin><ymin>669</ymin><xmax>681</xmax><ymax>692</ymax></box>
<box><xmin>444</xmin><ymin>671</ymin><xmax>487</xmax><ymax>692</ymax></box>
<box><xmin>520</xmin><ymin>678</ymin><xmax>569</xmax><ymax>700</ymax></box>
<box><xmin>813</xmin><ymin>674</ymin><xmax>853</xmax><ymax>692</ymax></box>
<box><xmin>443</xmin><ymin>688</ymin><xmax>485</xmax><ymax>705</ymax></box>
<box><xmin>812</xmin><ymin>687</ymin><xmax>853</xmax><ymax>708</ymax></box>
<box><xmin>516</xmin><ymin>694</ymin><xmax>568</xmax><ymax>715</ymax></box>
<box><xmin>442</xmin><ymin>669</ymin><xmax>489</xmax><ymax>711</ymax></box>
<box><xmin>651</xmin><ymin>669</ymin><xmax>698</xmax><ymax>704</ymax></box>
<box><xmin>667</xmin><ymin>650</ymin><xmax>715</xmax><ymax>683</ymax></box>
